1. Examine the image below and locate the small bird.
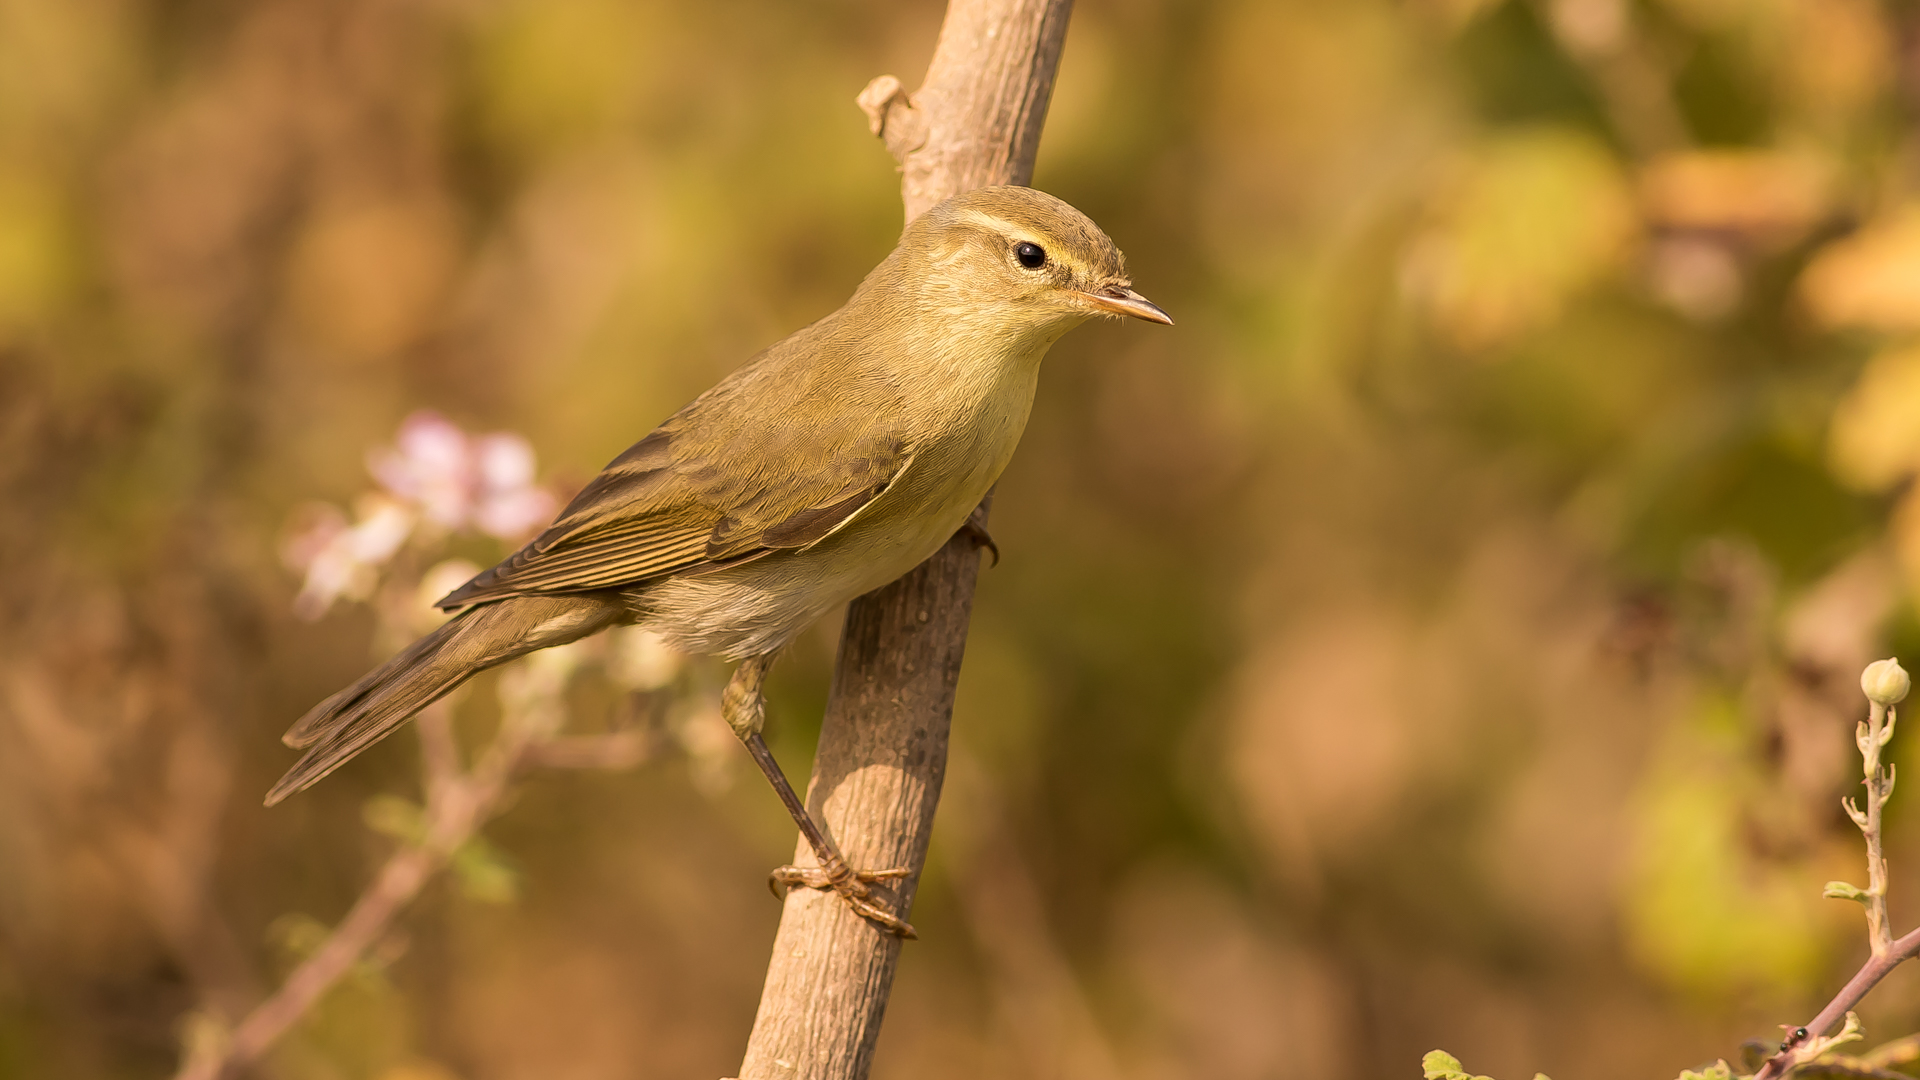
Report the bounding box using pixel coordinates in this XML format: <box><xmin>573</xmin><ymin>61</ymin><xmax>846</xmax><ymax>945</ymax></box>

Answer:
<box><xmin>268</xmin><ymin>185</ymin><xmax>1170</xmax><ymax>935</ymax></box>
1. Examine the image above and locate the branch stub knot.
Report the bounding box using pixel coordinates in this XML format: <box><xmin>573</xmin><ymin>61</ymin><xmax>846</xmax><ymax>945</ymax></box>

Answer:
<box><xmin>856</xmin><ymin>74</ymin><xmax>928</xmax><ymax>165</ymax></box>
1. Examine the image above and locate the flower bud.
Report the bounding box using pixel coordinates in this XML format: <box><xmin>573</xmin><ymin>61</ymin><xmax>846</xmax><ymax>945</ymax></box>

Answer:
<box><xmin>1862</xmin><ymin>658</ymin><xmax>1911</xmax><ymax>707</ymax></box>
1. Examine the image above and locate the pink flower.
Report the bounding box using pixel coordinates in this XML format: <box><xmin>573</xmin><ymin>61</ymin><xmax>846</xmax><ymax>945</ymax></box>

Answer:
<box><xmin>471</xmin><ymin>433</ymin><xmax>556</xmax><ymax>539</ymax></box>
<box><xmin>367</xmin><ymin>411</ymin><xmax>556</xmax><ymax>541</ymax></box>
<box><xmin>284</xmin><ymin>495</ymin><xmax>416</xmax><ymax>620</ymax></box>
<box><xmin>368</xmin><ymin>412</ymin><xmax>474</xmax><ymax>530</ymax></box>
<box><xmin>284</xmin><ymin>412</ymin><xmax>559</xmax><ymax>620</ymax></box>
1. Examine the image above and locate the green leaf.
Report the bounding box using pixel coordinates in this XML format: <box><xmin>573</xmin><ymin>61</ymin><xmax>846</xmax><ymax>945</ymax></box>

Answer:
<box><xmin>1824</xmin><ymin>880</ymin><xmax>1869</xmax><ymax>903</ymax></box>
<box><xmin>267</xmin><ymin>912</ymin><xmax>332</xmax><ymax>961</ymax></box>
<box><xmin>1422</xmin><ymin>1049</ymin><xmax>1552</xmax><ymax>1080</ymax></box>
<box><xmin>362</xmin><ymin>795</ymin><xmax>429</xmax><ymax>845</ymax></box>
<box><xmin>1423</xmin><ymin>1050</ymin><xmax>1491</xmax><ymax>1080</ymax></box>
<box><xmin>451</xmin><ymin>834</ymin><xmax>521</xmax><ymax>904</ymax></box>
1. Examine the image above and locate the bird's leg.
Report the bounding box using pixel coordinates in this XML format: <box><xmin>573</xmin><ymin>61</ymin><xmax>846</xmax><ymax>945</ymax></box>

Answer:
<box><xmin>721</xmin><ymin>653</ymin><xmax>917</xmax><ymax>938</ymax></box>
<box><xmin>956</xmin><ymin>503</ymin><xmax>1000</xmax><ymax>567</ymax></box>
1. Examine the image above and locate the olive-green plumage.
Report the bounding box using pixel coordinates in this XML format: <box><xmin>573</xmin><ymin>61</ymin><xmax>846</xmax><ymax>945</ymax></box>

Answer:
<box><xmin>267</xmin><ymin>185</ymin><xmax>1168</xmax><ymax>814</ymax></box>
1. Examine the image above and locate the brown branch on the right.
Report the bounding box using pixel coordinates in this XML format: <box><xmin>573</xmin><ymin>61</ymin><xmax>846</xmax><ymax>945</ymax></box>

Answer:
<box><xmin>1756</xmin><ymin>659</ymin><xmax>1914</xmax><ymax>1080</ymax></box>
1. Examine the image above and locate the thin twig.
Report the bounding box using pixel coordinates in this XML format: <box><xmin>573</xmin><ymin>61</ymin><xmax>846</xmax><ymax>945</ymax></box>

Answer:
<box><xmin>174</xmin><ymin>682</ymin><xmax>649</xmax><ymax>1080</ymax></box>
<box><xmin>1858</xmin><ymin>700</ymin><xmax>1896</xmax><ymax>957</ymax></box>
<box><xmin>520</xmin><ymin>730</ymin><xmax>660</xmax><ymax>772</ymax></box>
<box><xmin>1758</xmin><ymin>671</ymin><xmax>1913</xmax><ymax>1080</ymax></box>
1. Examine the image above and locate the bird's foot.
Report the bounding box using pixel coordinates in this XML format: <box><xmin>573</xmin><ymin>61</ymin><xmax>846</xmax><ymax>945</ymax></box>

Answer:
<box><xmin>958</xmin><ymin>506</ymin><xmax>1000</xmax><ymax>567</ymax></box>
<box><xmin>769</xmin><ymin>861</ymin><xmax>917</xmax><ymax>938</ymax></box>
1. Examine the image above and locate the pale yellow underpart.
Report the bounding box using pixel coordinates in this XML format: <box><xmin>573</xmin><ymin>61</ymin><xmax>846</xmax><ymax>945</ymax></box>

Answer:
<box><xmin>527</xmin><ymin>607</ymin><xmax>608</xmax><ymax>643</ymax></box>
<box><xmin>639</xmin><ymin>312</ymin><xmax>1086</xmax><ymax>659</ymax></box>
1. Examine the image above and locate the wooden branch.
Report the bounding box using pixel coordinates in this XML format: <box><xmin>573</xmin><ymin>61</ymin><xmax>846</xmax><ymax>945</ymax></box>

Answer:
<box><xmin>735</xmin><ymin>2</ymin><xmax>1073</xmax><ymax>1077</ymax></box>
<box><xmin>859</xmin><ymin>0</ymin><xmax>1075</xmax><ymax>221</ymax></box>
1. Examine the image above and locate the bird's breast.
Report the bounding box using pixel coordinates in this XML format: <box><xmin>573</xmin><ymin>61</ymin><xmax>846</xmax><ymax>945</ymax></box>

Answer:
<box><xmin>637</xmin><ymin>357</ymin><xmax>1042</xmax><ymax>659</ymax></box>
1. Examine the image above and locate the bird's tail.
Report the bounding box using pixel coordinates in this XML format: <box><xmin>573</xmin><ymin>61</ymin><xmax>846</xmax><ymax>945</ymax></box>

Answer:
<box><xmin>265</xmin><ymin>594</ymin><xmax>623</xmax><ymax>805</ymax></box>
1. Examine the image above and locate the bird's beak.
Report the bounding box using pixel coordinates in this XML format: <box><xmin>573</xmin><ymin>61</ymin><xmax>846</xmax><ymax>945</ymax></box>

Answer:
<box><xmin>1077</xmin><ymin>285</ymin><xmax>1173</xmax><ymax>325</ymax></box>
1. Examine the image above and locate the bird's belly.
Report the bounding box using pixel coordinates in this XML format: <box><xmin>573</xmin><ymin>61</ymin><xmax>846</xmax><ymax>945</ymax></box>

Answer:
<box><xmin>637</xmin><ymin>403</ymin><xmax>1025</xmax><ymax>660</ymax></box>
<box><xmin>636</xmin><ymin>509</ymin><xmax>964</xmax><ymax>658</ymax></box>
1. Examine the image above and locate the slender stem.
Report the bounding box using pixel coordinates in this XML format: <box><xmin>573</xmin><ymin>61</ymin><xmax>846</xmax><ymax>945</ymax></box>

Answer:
<box><xmin>173</xmin><ymin>698</ymin><xmax>549</xmax><ymax>1080</ymax></box>
<box><xmin>206</xmin><ymin>833</ymin><xmax>446</xmax><ymax>1075</ymax></box>
<box><xmin>522</xmin><ymin>731</ymin><xmax>656</xmax><ymax>771</ymax></box>
<box><xmin>1753</xmin><ymin>927</ymin><xmax>1920</xmax><ymax>1080</ymax></box>
<box><xmin>1755</xmin><ymin>701</ymin><xmax>1910</xmax><ymax>1080</ymax></box>
<box><xmin>1809</xmin><ymin>926</ymin><xmax>1920</xmax><ymax>1046</ymax></box>
<box><xmin>1864</xmin><ymin>702</ymin><xmax>1894</xmax><ymax>957</ymax></box>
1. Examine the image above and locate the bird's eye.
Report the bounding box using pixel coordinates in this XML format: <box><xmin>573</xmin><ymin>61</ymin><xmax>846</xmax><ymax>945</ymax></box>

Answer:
<box><xmin>1014</xmin><ymin>242</ymin><xmax>1047</xmax><ymax>269</ymax></box>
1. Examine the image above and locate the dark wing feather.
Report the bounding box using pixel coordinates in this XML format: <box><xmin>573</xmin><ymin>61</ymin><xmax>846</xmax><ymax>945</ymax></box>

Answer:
<box><xmin>437</xmin><ymin>415</ymin><xmax>911</xmax><ymax>609</ymax></box>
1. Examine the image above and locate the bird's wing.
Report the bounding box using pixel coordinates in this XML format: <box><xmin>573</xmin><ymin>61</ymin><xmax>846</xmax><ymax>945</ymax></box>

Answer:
<box><xmin>435</xmin><ymin>419</ymin><xmax>910</xmax><ymax>609</ymax></box>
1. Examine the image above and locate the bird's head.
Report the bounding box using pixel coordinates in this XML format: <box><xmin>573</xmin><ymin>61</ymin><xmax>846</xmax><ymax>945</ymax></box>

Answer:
<box><xmin>897</xmin><ymin>186</ymin><xmax>1171</xmax><ymax>334</ymax></box>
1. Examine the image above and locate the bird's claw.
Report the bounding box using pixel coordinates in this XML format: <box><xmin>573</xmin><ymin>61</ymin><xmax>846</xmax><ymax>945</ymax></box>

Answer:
<box><xmin>769</xmin><ymin>863</ymin><xmax>917</xmax><ymax>938</ymax></box>
<box><xmin>958</xmin><ymin>507</ymin><xmax>999</xmax><ymax>567</ymax></box>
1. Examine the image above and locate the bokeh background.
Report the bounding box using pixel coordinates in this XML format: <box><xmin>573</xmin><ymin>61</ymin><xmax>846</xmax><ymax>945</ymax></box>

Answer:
<box><xmin>9</xmin><ymin>0</ymin><xmax>1920</xmax><ymax>1076</ymax></box>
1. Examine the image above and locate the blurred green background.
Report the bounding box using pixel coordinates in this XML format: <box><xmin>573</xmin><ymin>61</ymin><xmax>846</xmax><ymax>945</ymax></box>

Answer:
<box><xmin>8</xmin><ymin>0</ymin><xmax>1920</xmax><ymax>1076</ymax></box>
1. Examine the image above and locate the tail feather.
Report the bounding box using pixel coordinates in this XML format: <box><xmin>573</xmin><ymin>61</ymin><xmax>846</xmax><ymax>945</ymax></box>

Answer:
<box><xmin>282</xmin><ymin>622</ymin><xmax>458</xmax><ymax>749</ymax></box>
<box><xmin>266</xmin><ymin>595</ymin><xmax>622</xmax><ymax>805</ymax></box>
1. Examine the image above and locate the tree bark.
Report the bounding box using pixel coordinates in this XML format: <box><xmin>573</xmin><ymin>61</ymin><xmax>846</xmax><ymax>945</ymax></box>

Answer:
<box><xmin>734</xmin><ymin>2</ymin><xmax>1073</xmax><ymax>1078</ymax></box>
